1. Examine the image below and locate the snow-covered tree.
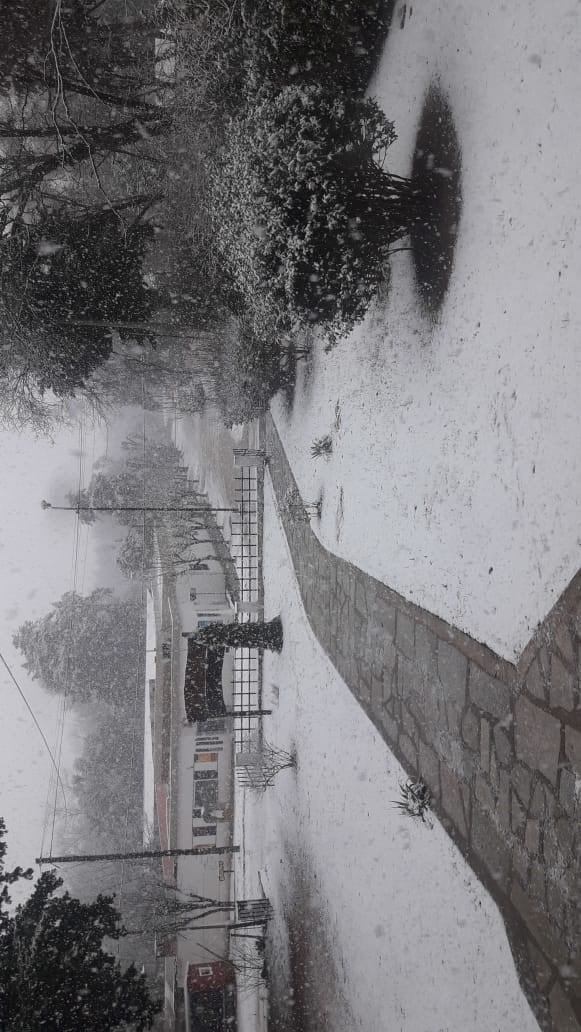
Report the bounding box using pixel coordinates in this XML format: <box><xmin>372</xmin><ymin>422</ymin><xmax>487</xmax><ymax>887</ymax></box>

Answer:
<box><xmin>192</xmin><ymin>616</ymin><xmax>283</xmax><ymax>653</ymax></box>
<box><xmin>0</xmin><ymin>825</ymin><xmax>160</xmax><ymax>1032</ymax></box>
<box><xmin>13</xmin><ymin>589</ymin><xmax>144</xmax><ymax>706</ymax></box>
<box><xmin>68</xmin><ymin>434</ymin><xmax>185</xmax><ymax>527</ymax></box>
<box><xmin>211</xmin><ymin>85</ymin><xmax>426</xmax><ymax>338</ymax></box>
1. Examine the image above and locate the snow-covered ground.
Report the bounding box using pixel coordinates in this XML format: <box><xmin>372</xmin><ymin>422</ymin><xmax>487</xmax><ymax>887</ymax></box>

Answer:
<box><xmin>167</xmin><ymin>405</ymin><xmax>241</xmax><ymax>540</ymax></box>
<box><xmin>236</xmin><ymin>477</ymin><xmax>541</xmax><ymax>1032</ymax></box>
<box><xmin>272</xmin><ymin>0</ymin><xmax>581</xmax><ymax>661</ymax></box>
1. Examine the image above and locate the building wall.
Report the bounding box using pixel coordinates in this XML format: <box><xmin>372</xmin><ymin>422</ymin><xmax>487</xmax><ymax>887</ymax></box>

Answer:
<box><xmin>159</xmin><ymin>530</ymin><xmax>237</xmax><ymax>989</ymax></box>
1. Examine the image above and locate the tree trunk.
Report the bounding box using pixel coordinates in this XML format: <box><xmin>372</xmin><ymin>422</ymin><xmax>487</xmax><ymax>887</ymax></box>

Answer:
<box><xmin>190</xmin><ymin>617</ymin><xmax>283</xmax><ymax>653</ymax></box>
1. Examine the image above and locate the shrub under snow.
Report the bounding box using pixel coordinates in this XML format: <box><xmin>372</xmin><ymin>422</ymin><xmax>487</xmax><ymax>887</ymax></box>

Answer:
<box><xmin>210</xmin><ymin>85</ymin><xmax>425</xmax><ymax>339</ymax></box>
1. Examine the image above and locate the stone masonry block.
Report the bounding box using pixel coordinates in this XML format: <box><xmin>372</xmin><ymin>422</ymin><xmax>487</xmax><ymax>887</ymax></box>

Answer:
<box><xmin>438</xmin><ymin>642</ymin><xmax>468</xmax><ymax>705</ymax></box>
<box><xmin>376</xmin><ymin>596</ymin><xmax>396</xmax><ymax>641</ymax></box>
<box><xmin>418</xmin><ymin>739</ymin><xmax>440</xmax><ymax>800</ymax></box>
<box><xmin>475</xmin><ymin>774</ymin><xmax>495</xmax><ymax>814</ymax></box>
<box><xmin>489</xmin><ymin>747</ymin><xmax>499</xmax><ymax>793</ymax></box>
<box><xmin>380</xmin><ymin>711</ymin><xmax>399</xmax><ymax>745</ymax></box>
<box><xmin>401</xmin><ymin>704</ymin><xmax>418</xmax><ymax>744</ymax></box>
<box><xmin>549</xmin><ymin>983</ymin><xmax>581</xmax><ymax>1032</ymax></box>
<box><xmin>529</xmin><ymin>781</ymin><xmax>546</xmax><ymax>819</ymax></box>
<box><xmin>480</xmin><ymin>719</ymin><xmax>491</xmax><ymax>773</ymax></box>
<box><xmin>514</xmin><ymin>695</ymin><xmax>561</xmax><ymax>786</ymax></box>
<box><xmin>469</xmin><ymin>665</ymin><xmax>512</xmax><ymax>719</ymax></box>
<box><xmin>556</xmin><ymin>817</ymin><xmax>574</xmax><ymax>862</ymax></box>
<box><xmin>525</xmin><ymin>656</ymin><xmax>546</xmax><ymax>701</ymax></box>
<box><xmin>472</xmin><ymin>805</ymin><xmax>511</xmax><ymax>890</ymax></box>
<box><xmin>511</xmin><ymin>763</ymin><xmax>532</xmax><ymax>808</ymax></box>
<box><xmin>559</xmin><ymin>767</ymin><xmax>577</xmax><ymax>817</ymax></box>
<box><xmin>355</xmin><ymin>579</ymin><xmax>368</xmax><ymax>618</ymax></box>
<box><xmin>414</xmin><ymin>622</ymin><xmax>438</xmax><ymax>681</ymax></box>
<box><xmin>461</xmin><ymin>707</ymin><xmax>480</xmax><ymax>752</ymax></box>
<box><xmin>550</xmin><ymin>653</ymin><xmax>576</xmax><ymax>711</ymax></box>
<box><xmin>529</xmin><ymin>860</ymin><xmax>546</xmax><ymax>905</ymax></box>
<box><xmin>511</xmin><ymin>882</ymin><xmax>569</xmax><ymax>969</ymax></box>
<box><xmin>565</xmin><ymin>726</ymin><xmax>581</xmax><ymax>776</ymax></box>
<box><xmin>511</xmin><ymin>794</ymin><xmax>526</xmax><ymax>836</ymax></box>
<box><xmin>554</xmin><ymin>622</ymin><xmax>576</xmax><ymax>666</ymax></box>
<box><xmin>395</xmin><ymin>611</ymin><xmax>415</xmax><ymax>661</ymax></box>
<box><xmin>493</xmin><ymin>724</ymin><xmax>513</xmax><ymax>766</ymax></box>
<box><xmin>398</xmin><ymin>732</ymin><xmax>417</xmax><ymax>771</ymax></box>
<box><xmin>370</xmin><ymin>675</ymin><xmax>383</xmax><ymax>711</ymax></box>
<box><xmin>512</xmin><ymin>843</ymin><xmax>530</xmax><ymax>890</ymax></box>
<box><xmin>525</xmin><ymin>819</ymin><xmax>540</xmax><ymax>856</ymax></box>
<box><xmin>526</xmin><ymin>941</ymin><xmax>553</xmax><ymax>993</ymax></box>
<box><xmin>497</xmin><ymin>769</ymin><xmax>510</xmax><ymax>831</ymax></box>
<box><xmin>440</xmin><ymin>765</ymin><xmax>469</xmax><ymax>839</ymax></box>
<box><xmin>383</xmin><ymin>637</ymin><xmax>397</xmax><ymax>679</ymax></box>
<box><xmin>397</xmin><ymin>656</ymin><xmax>415</xmax><ymax>703</ymax></box>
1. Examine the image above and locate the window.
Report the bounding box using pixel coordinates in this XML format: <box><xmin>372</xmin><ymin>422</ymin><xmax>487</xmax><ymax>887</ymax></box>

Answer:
<box><xmin>193</xmin><ymin>825</ymin><xmax>216</xmax><ymax>837</ymax></box>
<box><xmin>195</xmin><ymin>752</ymin><xmax>219</xmax><ymax>763</ymax></box>
<box><xmin>200</xmin><ymin>719</ymin><xmax>226</xmax><ymax>734</ymax></box>
<box><xmin>190</xmin><ymin>588</ymin><xmax>197</xmax><ymax>601</ymax></box>
<box><xmin>195</xmin><ymin>780</ymin><xmax>218</xmax><ymax>810</ymax></box>
<box><xmin>194</xmin><ymin>769</ymin><xmax>218</xmax><ymax>780</ymax></box>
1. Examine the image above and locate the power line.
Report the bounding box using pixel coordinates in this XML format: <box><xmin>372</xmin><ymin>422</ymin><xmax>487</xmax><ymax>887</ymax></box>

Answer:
<box><xmin>0</xmin><ymin>650</ymin><xmax>68</xmax><ymax>810</ymax></box>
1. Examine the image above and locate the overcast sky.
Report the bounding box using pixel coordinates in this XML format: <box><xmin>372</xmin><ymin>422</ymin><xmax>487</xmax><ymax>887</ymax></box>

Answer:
<box><xmin>0</xmin><ymin>411</ymin><xmax>136</xmax><ymax>889</ymax></box>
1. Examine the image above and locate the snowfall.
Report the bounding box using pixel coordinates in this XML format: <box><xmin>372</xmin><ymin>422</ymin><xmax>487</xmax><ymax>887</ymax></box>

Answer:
<box><xmin>234</xmin><ymin>477</ymin><xmax>540</xmax><ymax>1032</ymax></box>
<box><xmin>271</xmin><ymin>0</ymin><xmax>581</xmax><ymax>662</ymax></box>
<box><xmin>173</xmin><ymin>0</ymin><xmax>581</xmax><ymax>1027</ymax></box>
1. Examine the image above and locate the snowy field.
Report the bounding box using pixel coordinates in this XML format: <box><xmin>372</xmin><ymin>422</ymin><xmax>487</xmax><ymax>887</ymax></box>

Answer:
<box><xmin>271</xmin><ymin>0</ymin><xmax>581</xmax><ymax>661</ymax></box>
<box><xmin>236</xmin><ymin>478</ymin><xmax>541</xmax><ymax>1032</ymax></box>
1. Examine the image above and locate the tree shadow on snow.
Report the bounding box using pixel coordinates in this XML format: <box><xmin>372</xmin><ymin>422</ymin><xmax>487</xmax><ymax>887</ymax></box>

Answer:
<box><xmin>410</xmin><ymin>84</ymin><xmax>463</xmax><ymax>316</ymax></box>
<box><xmin>277</xmin><ymin>335</ymin><xmax>314</xmax><ymax>418</ymax></box>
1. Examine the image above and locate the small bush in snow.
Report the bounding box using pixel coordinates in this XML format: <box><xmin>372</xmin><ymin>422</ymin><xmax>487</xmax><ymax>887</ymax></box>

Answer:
<box><xmin>311</xmin><ymin>434</ymin><xmax>333</xmax><ymax>459</ymax></box>
<box><xmin>210</xmin><ymin>85</ymin><xmax>426</xmax><ymax>340</ymax></box>
<box><xmin>393</xmin><ymin>779</ymin><xmax>432</xmax><ymax>824</ymax></box>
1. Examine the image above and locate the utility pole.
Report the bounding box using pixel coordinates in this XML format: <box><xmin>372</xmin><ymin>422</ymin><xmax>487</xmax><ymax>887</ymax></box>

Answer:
<box><xmin>37</xmin><ymin>845</ymin><xmax>240</xmax><ymax>866</ymax></box>
<box><xmin>41</xmin><ymin>500</ymin><xmax>237</xmax><ymax>514</ymax></box>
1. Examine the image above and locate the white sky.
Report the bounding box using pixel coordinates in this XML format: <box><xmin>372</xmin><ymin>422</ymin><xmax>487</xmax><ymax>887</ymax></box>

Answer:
<box><xmin>0</xmin><ymin>413</ymin><xmax>132</xmax><ymax>888</ymax></box>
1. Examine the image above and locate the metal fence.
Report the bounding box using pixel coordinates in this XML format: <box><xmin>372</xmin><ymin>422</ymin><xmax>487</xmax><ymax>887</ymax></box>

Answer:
<box><xmin>231</xmin><ymin>465</ymin><xmax>261</xmax><ymax>612</ymax></box>
<box><xmin>231</xmin><ymin>454</ymin><xmax>264</xmax><ymax>756</ymax></box>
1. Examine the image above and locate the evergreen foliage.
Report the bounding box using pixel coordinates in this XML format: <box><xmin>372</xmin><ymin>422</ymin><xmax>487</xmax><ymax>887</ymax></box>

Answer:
<box><xmin>0</xmin><ymin>822</ymin><xmax>160</xmax><ymax>1032</ymax></box>
<box><xmin>193</xmin><ymin>616</ymin><xmax>283</xmax><ymax>653</ymax></box>
<box><xmin>211</xmin><ymin>85</ymin><xmax>423</xmax><ymax>339</ymax></box>
<box><xmin>13</xmin><ymin>588</ymin><xmax>144</xmax><ymax>705</ymax></box>
<box><xmin>69</xmin><ymin>435</ymin><xmax>183</xmax><ymax>526</ymax></box>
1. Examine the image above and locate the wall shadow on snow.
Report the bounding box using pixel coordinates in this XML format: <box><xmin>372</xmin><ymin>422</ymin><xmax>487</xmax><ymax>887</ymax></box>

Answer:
<box><xmin>266</xmin><ymin>847</ymin><xmax>354</xmax><ymax>1032</ymax></box>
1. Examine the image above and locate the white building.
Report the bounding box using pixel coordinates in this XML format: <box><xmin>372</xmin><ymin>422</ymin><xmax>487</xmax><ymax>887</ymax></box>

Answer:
<box><xmin>146</xmin><ymin>523</ymin><xmax>239</xmax><ymax>1032</ymax></box>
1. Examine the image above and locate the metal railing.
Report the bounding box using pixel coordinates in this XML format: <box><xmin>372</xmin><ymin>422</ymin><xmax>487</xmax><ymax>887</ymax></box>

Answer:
<box><xmin>231</xmin><ymin>455</ymin><xmax>264</xmax><ymax>756</ymax></box>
